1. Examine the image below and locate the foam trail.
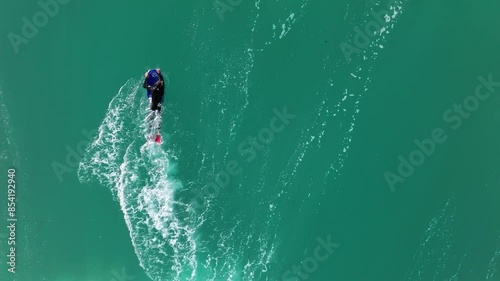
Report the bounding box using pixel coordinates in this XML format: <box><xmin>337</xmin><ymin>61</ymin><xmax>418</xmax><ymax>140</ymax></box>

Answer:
<box><xmin>78</xmin><ymin>80</ymin><xmax>198</xmax><ymax>281</ymax></box>
<box><xmin>406</xmin><ymin>199</ymin><xmax>456</xmax><ymax>281</ymax></box>
<box><xmin>265</xmin><ymin>0</ymin><xmax>412</xmax><ymax>196</ymax></box>
<box><xmin>78</xmin><ymin>79</ymin><xmax>140</xmax><ymax>196</ymax></box>
<box><xmin>486</xmin><ymin>235</ymin><xmax>500</xmax><ymax>280</ymax></box>
<box><xmin>0</xmin><ymin>89</ymin><xmax>19</xmax><ymax>165</ymax></box>
<box><xmin>322</xmin><ymin>0</ymin><xmax>410</xmax><ymax>184</ymax></box>
<box><xmin>0</xmin><ymin>87</ymin><xmax>32</xmax><ymax>281</ymax></box>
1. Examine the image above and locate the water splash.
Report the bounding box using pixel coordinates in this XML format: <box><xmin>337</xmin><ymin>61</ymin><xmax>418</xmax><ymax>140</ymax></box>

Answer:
<box><xmin>78</xmin><ymin>79</ymin><xmax>198</xmax><ymax>281</ymax></box>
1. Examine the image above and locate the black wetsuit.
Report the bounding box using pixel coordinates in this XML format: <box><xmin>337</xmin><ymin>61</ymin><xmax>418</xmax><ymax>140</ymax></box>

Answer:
<box><xmin>142</xmin><ymin>71</ymin><xmax>165</xmax><ymax>112</ymax></box>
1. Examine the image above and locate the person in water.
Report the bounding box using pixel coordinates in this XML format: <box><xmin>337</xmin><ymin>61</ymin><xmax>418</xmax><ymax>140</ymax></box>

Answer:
<box><xmin>142</xmin><ymin>68</ymin><xmax>165</xmax><ymax>142</ymax></box>
<box><xmin>142</xmin><ymin>68</ymin><xmax>165</xmax><ymax>112</ymax></box>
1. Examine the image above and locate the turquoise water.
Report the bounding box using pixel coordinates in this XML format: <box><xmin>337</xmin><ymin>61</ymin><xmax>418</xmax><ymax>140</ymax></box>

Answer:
<box><xmin>2</xmin><ymin>0</ymin><xmax>500</xmax><ymax>280</ymax></box>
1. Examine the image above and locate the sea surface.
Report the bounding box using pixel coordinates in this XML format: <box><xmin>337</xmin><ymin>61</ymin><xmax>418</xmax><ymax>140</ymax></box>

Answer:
<box><xmin>1</xmin><ymin>0</ymin><xmax>500</xmax><ymax>280</ymax></box>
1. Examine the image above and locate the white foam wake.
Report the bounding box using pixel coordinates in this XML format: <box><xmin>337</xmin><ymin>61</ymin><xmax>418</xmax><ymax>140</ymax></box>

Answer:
<box><xmin>78</xmin><ymin>79</ymin><xmax>198</xmax><ymax>281</ymax></box>
<box><xmin>406</xmin><ymin>199</ymin><xmax>457</xmax><ymax>281</ymax></box>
